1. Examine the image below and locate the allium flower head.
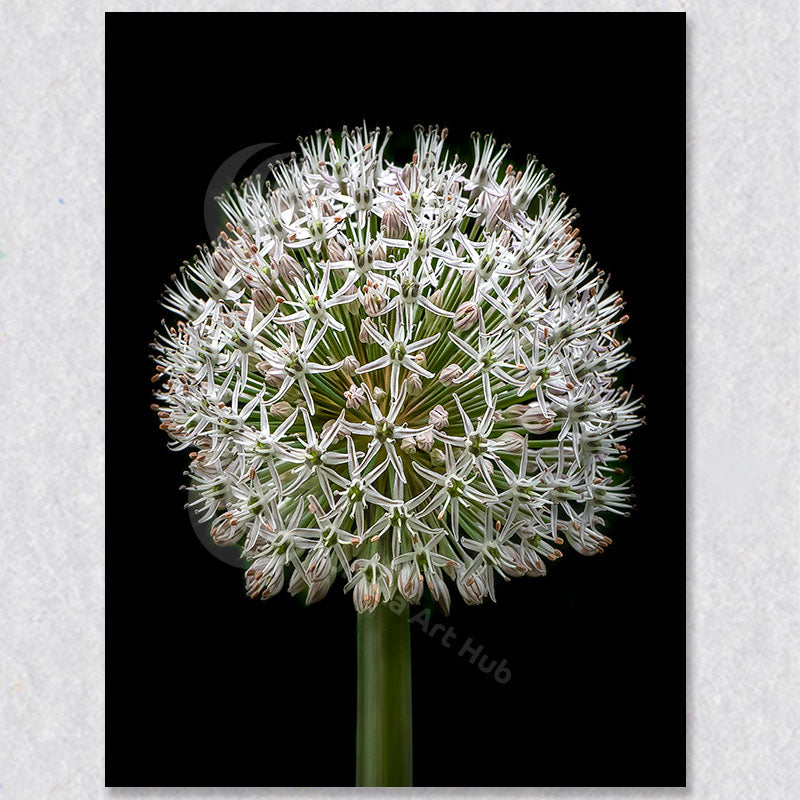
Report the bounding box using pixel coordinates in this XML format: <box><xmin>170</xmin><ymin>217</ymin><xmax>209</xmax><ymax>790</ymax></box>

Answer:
<box><xmin>152</xmin><ymin>124</ymin><xmax>642</xmax><ymax>613</ymax></box>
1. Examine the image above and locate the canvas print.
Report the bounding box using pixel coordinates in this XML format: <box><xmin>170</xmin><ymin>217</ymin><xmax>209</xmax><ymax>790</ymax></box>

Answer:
<box><xmin>107</xmin><ymin>11</ymin><xmax>686</xmax><ymax>788</ymax></box>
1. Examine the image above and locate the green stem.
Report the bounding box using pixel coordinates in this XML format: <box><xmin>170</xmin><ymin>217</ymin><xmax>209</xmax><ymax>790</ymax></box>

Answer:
<box><xmin>356</xmin><ymin>602</ymin><xmax>413</xmax><ymax>787</ymax></box>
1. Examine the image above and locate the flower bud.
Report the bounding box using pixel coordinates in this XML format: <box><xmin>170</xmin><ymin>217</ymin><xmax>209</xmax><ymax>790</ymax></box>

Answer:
<box><xmin>398</xmin><ymin>562</ymin><xmax>424</xmax><ymax>603</ymax></box>
<box><xmin>429</xmin><ymin>404</ymin><xmax>449</xmax><ymax>430</ymax></box>
<box><xmin>253</xmin><ymin>286</ymin><xmax>276</xmax><ymax>314</ymax></box>
<box><xmin>399</xmin><ymin>436</ymin><xmax>416</xmax><ymax>455</ymax></box>
<box><xmin>341</xmin><ymin>355</ymin><xmax>360</xmax><ymax>375</ymax></box>
<box><xmin>404</xmin><ymin>373</ymin><xmax>423</xmax><ymax>396</ymax></box>
<box><xmin>359</xmin><ymin>319</ymin><xmax>374</xmax><ymax>343</ymax></box>
<box><xmin>427</xmin><ymin>571</ymin><xmax>451</xmax><ymax>616</ymax></box>
<box><xmin>275</xmin><ymin>253</ymin><xmax>303</xmax><ymax>282</ymax></box>
<box><xmin>428</xmin><ymin>288</ymin><xmax>444</xmax><ymax>308</ymax></box>
<box><xmin>362</xmin><ymin>287</ymin><xmax>386</xmax><ymax>317</ymax></box>
<box><xmin>373</xmin><ymin>387</ymin><xmax>387</xmax><ymax>403</ymax></box>
<box><xmin>518</xmin><ymin>402</ymin><xmax>556</xmax><ymax>434</ymax></box>
<box><xmin>430</xmin><ymin>448</ymin><xmax>446</xmax><ymax>466</ymax></box>
<box><xmin>439</xmin><ymin>364</ymin><xmax>463</xmax><ymax>386</ymax></box>
<box><xmin>414</xmin><ymin>351</ymin><xmax>427</xmax><ymax>368</ymax></box>
<box><xmin>212</xmin><ymin>248</ymin><xmax>233</xmax><ymax>278</ymax></box>
<box><xmin>415</xmin><ymin>429</ymin><xmax>435</xmax><ymax>453</ymax></box>
<box><xmin>381</xmin><ymin>203</ymin><xmax>406</xmax><ymax>238</ymax></box>
<box><xmin>457</xmin><ymin>568</ymin><xmax>488</xmax><ymax>605</ymax></box>
<box><xmin>453</xmin><ymin>302</ymin><xmax>480</xmax><ymax>331</ymax></box>
<box><xmin>256</xmin><ymin>363</ymin><xmax>287</xmax><ymax>387</ymax></box>
<box><xmin>345</xmin><ymin>384</ymin><xmax>369</xmax><ymax>410</ymax></box>
<box><xmin>327</xmin><ymin>237</ymin><xmax>346</xmax><ymax>262</ymax></box>
<box><xmin>269</xmin><ymin>401</ymin><xmax>293</xmax><ymax>419</ymax></box>
<box><xmin>495</xmin><ymin>431</ymin><xmax>526</xmax><ymax>453</ymax></box>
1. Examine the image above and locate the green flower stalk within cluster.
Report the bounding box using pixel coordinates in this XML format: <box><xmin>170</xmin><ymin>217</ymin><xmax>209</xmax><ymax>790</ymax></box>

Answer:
<box><xmin>152</xmin><ymin>124</ymin><xmax>642</xmax><ymax>614</ymax></box>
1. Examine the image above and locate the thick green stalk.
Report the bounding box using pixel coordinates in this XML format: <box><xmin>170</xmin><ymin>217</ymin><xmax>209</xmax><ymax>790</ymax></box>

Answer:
<box><xmin>356</xmin><ymin>602</ymin><xmax>413</xmax><ymax>787</ymax></box>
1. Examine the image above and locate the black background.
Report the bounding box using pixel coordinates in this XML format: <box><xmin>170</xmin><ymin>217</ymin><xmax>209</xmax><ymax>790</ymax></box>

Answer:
<box><xmin>107</xmin><ymin>12</ymin><xmax>686</xmax><ymax>788</ymax></box>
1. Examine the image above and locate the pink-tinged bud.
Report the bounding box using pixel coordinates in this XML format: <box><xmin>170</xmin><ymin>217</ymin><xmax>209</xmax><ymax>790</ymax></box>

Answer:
<box><xmin>305</xmin><ymin>573</ymin><xmax>336</xmax><ymax>604</ymax></box>
<box><xmin>327</xmin><ymin>237</ymin><xmax>346</xmax><ymax>262</ymax></box>
<box><xmin>462</xmin><ymin>269</ymin><xmax>476</xmax><ymax>288</ymax></box>
<box><xmin>427</xmin><ymin>571</ymin><xmax>451</xmax><ymax>616</ymax></box>
<box><xmin>404</xmin><ymin>373</ymin><xmax>423</xmax><ymax>396</ymax></box>
<box><xmin>345</xmin><ymin>384</ymin><xmax>368</xmax><ymax>410</ymax></box>
<box><xmin>439</xmin><ymin>364</ymin><xmax>463</xmax><ymax>386</ymax></box>
<box><xmin>381</xmin><ymin>203</ymin><xmax>406</xmax><ymax>238</ymax></box>
<box><xmin>428</xmin><ymin>289</ymin><xmax>445</xmax><ymax>309</ymax></box>
<box><xmin>269</xmin><ymin>401</ymin><xmax>293</xmax><ymax>419</ymax></box>
<box><xmin>520</xmin><ymin>542</ymin><xmax>546</xmax><ymax>576</ymax></box>
<box><xmin>253</xmin><ymin>286</ymin><xmax>276</xmax><ymax>314</ymax></box>
<box><xmin>415</xmin><ymin>429</ymin><xmax>435</xmax><ymax>453</ymax></box>
<box><xmin>414</xmin><ymin>351</ymin><xmax>427</xmax><ymax>367</ymax></box>
<box><xmin>373</xmin><ymin>387</ymin><xmax>387</xmax><ymax>403</ymax></box>
<box><xmin>288</xmin><ymin>320</ymin><xmax>306</xmax><ymax>339</ymax></box>
<box><xmin>486</xmin><ymin>192</ymin><xmax>513</xmax><ymax>233</ymax></box>
<box><xmin>398</xmin><ymin>562</ymin><xmax>424</xmax><ymax>603</ymax></box>
<box><xmin>457</xmin><ymin>568</ymin><xmax>488</xmax><ymax>605</ymax></box>
<box><xmin>504</xmin><ymin>404</ymin><xmax>528</xmax><ymax>419</ymax></box>
<box><xmin>399</xmin><ymin>436</ymin><xmax>416</xmax><ymax>455</ymax></box>
<box><xmin>362</xmin><ymin>287</ymin><xmax>386</xmax><ymax>317</ymax></box>
<box><xmin>429</xmin><ymin>404</ymin><xmax>449</xmax><ymax>430</ymax></box>
<box><xmin>453</xmin><ymin>301</ymin><xmax>480</xmax><ymax>331</ymax></box>
<box><xmin>256</xmin><ymin>363</ymin><xmax>287</xmax><ymax>387</ymax></box>
<box><xmin>430</xmin><ymin>448</ymin><xmax>446</xmax><ymax>466</ymax></box>
<box><xmin>212</xmin><ymin>248</ymin><xmax>234</xmax><ymax>278</ymax></box>
<box><xmin>518</xmin><ymin>402</ymin><xmax>556</xmax><ymax>434</ymax></box>
<box><xmin>341</xmin><ymin>355</ymin><xmax>360</xmax><ymax>375</ymax></box>
<box><xmin>320</xmin><ymin>199</ymin><xmax>336</xmax><ymax>217</ymax></box>
<box><xmin>359</xmin><ymin>319</ymin><xmax>374</xmax><ymax>343</ymax></box>
<box><xmin>495</xmin><ymin>431</ymin><xmax>526</xmax><ymax>453</ymax></box>
<box><xmin>401</xmin><ymin>163</ymin><xmax>413</xmax><ymax>187</ymax></box>
<box><xmin>275</xmin><ymin>253</ymin><xmax>303</xmax><ymax>282</ymax></box>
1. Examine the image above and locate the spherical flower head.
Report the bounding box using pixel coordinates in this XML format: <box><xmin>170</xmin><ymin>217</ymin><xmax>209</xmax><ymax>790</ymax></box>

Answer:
<box><xmin>152</xmin><ymin>123</ymin><xmax>642</xmax><ymax>614</ymax></box>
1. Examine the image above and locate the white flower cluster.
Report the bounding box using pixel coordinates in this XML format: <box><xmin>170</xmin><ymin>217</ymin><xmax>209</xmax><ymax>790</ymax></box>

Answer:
<box><xmin>152</xmin><ymin>124</ymin><xmax>642</xmax><ymax>613</ymax></box>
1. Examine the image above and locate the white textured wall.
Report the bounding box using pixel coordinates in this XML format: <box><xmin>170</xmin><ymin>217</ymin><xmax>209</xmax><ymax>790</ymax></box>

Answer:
<box><xmin>0</xmin><ymin>1</ymin><xmax>797</xmax><ymax>798</ymax></box>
